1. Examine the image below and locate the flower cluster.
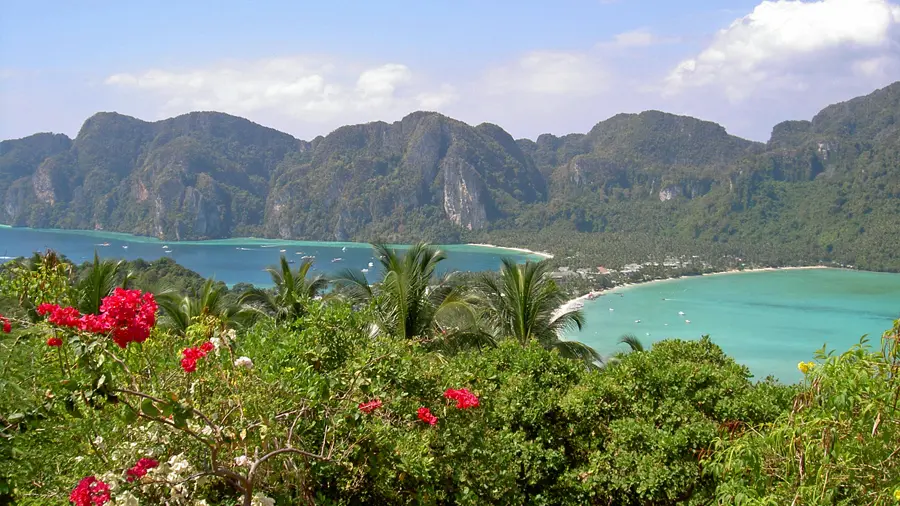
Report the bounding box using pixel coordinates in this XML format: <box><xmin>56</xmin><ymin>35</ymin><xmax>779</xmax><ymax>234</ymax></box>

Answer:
<box><xmin>47</xmin><ymin>336</ymin><xmax>63</xmax><ymax>347</ymax></box>
<box><xmin>69</xmin><ymin>475</ymin><xmax>111</xmax><ymax>506</ymax></box>
<box><xmin>444</xmin><ymin>388</ymin><xmax>479</xmax><ymax>409</ymax></box>
<box><xmin>181</xmin><ymin>341</ymin><xmax>215</xmax><ymax>373</ymax></box>
<box><xmin>417</xmin><ymin>407</ymin><xmax>438</xmax><ymax>425</ymax></box>
<box><xmin>234</xmin><ymin>356</ymin><xmax>254</xmax><ymax>369</ymax></box>
<box><xmin>36</xmin><ymin>288</ymin><xmax>157</xmax><ymax>348</ymax></box>
<box><xmin>125</xmin><ymin>457</ymin><xmax>159</xmax><ymax>482</ymax></box>
<box><xmin>358</xmin><ymin>399</ymin><xmax>382</xmax><ymax>414</ymax></box>
<box><xmin>0</xmin><ymin>314</ymin><xmax>10</xmax><ymax>333</ymax></box>
<box><xmin>797</xmin><ymin>361</ymin><xmax>816</xmax><ymax>374</ymax></box>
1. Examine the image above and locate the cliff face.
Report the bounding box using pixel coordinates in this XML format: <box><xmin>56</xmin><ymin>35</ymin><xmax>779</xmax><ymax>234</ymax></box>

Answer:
<box><xmin>1</xmin><ymin>81</ymin><xmax>899</xmax><ymax>244</ymax></box>
<box><xmin>262</xmin><ymin>112</ymin><xmax>545</xmax><ymax>241</ymax></box>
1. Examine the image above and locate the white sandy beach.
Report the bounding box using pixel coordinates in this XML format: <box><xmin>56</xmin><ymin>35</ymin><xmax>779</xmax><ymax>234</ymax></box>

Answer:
<box><xmin>466</xmin><ymin>243</ymin><xmax>554</xmax><ymax>259</ymax></box>
<box><xmin>556</xmin><ymin>265</ymin><xmax>831</xmax><ymax>314</ymax></box>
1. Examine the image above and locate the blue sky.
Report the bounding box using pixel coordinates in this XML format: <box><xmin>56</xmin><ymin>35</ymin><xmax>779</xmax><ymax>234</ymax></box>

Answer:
<box><xmin>2</xmin><ymin>0</ymin><xmax>899</xmax><ymax>142</ymax></box>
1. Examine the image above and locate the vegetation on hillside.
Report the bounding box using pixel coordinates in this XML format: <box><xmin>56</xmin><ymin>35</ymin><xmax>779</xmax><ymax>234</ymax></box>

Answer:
<box><xmin>1</xmin><ymin>249</ymin><xmax>898</xmax><ymax>505</ymax></box>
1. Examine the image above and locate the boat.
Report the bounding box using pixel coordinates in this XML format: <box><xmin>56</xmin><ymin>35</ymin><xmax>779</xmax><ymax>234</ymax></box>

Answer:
<box><xmin>342</xmin><ymin>246</ymin><xmax>347</xmax><ymax>252</ymax></box>
<box><xmin>164</xmin><ymin>250</ymin><xmax>172</xmax><ymax>254</ymax></box>
<box><xmin>97</xmin><ymin>242</ymin><xmax>110</xmax><ymax>247</ymax></box>
<box><xmin>332</xmin><ymin>258</ymin><xmax>343</xmax><ymax>263</ymax></box>
<box><xmin>296</xmin><ymin>251</ymin><xmax>304</xmax><ymax>255</ymax></box>
<box><xmin>162</xmin><ymin>245</ymin><xmax>169</xmax><ymax>249</ymax></box>
<box><xmin>678</xmin><ymin>311</ymin><xmax>685</xmax><ymax>316</ymax></box>
<box><xmin>279</xmin><ymin>249</ymin><xmax>287</xmax><ymax>253</ymax></box>
<box><xmin>361</xmin><ymin>268</ymin><xmax>369</xmax><ymax>273</ymax></box>
<box><xmin>122</xmin><ymin>245</ymin><xmax>128</xmax><ymax>249</ymax></box>
<box><xmin>685</xmin><ymin>320</ymin><xmax>691</xmax><ymax>324</ymax></box>
<box><xmin>609</xmin><ymin>308</ymin><xmax>614</xmax><ymax>312</ymax></box>
<box><xmin>634</xmin><ymin>319</ymin><xmax>641</xmax><ymax>323</ymax></box>
<box><xmin>368</xmin><ymin>262</ymin><xmax>374</xmax><ymax>268</ymax></box>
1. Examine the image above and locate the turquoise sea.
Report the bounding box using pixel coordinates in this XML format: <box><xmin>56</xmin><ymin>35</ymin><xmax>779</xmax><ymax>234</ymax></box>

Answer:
<box><xmin>3</xmin><ymin>226</ymin><xmax>898</xmax><ymax>383</ymax></box>
<box><xmin>0</xmin><ymin>226</ymin><xmax>539</xmax><ymax>287</ymax></box>
<box><xmin>567</xmin><ymin>269</ymin><xmax>900</xmax><ymax>383</ymax></box>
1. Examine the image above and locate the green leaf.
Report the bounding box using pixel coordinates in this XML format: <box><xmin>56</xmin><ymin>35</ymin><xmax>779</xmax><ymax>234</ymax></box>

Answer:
<box><xmin>122</xmin><ymin>407</ymin><xmax>138</xmax><ymax>424</ymax></box>
<box><xmin>141</xmin><ymin>398</ymin><xmax>161</xmax><ymax>417</ymax></box>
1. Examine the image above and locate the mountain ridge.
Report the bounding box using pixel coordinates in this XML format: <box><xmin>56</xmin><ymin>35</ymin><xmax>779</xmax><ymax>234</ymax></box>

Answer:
<box><xmin>2</xmin><ymin>82</ymin><xmax>899</xmax><ymax>269</ymax></box>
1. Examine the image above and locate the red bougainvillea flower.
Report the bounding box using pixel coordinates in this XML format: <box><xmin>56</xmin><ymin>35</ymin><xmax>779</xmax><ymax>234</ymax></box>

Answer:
<box><xmin>125</xmin><ymin>457</ymin><xmax>159</xmax><ymax>482</ymax></box>
<box><xmin>69</xmin><ymin>475</ymin><xmax>111</xmax><ymax>506</ymax></box>
<box><xmin>0</xmin><ymin>315</ymin><xmax>10</xmax><ymax>334</ymax></box>
<box><xmin>444</xmin><ymin>388</ymin><xmax>480</xmax><ymax>409</ymax></box>
<box><xmin>180</xmin><ymin>342</ymin><xmax>215</xmax><ymax>373</ymax></box>
<box><xmin>100</xmin><ymin>288</ymin><xmax>157</xmax><ymax>348</ymax></box>
<box><xmin>417</xmin><ymin>407</ymin><xmax>438</xmax><ymax>426</ymax></box>
<box><xmin>47</xmin><ymin>337</ymin><xmax>63</xmax><ymax>347</ymax></box>
<box><xmin>37</xmin><ymin>289</ymin><xmax>158</xmax><ymax>349</ymax></box>
<box><xmin>180</xmin><ymin>357</ymin><xmax>198</xmax><ymax>373</ymax></box>
<box><xmin>358</xmin><ymin>399</ymin><xmax>383</xmax><ymax>414</ymax></box>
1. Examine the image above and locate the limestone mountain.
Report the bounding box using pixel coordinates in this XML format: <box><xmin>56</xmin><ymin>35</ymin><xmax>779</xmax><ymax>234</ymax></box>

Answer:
<box><xmin>1</xmin><ymin>82</ymin><xmax>899</xmax><ymax>270</ymax></box>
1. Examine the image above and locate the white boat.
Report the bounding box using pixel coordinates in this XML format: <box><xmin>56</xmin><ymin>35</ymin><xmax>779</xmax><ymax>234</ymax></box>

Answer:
<box><xmin>609</xmin><ymin>308</ymin><xmax>614</xmax><ymax>312</ymax></box>
<box><xmin>279</xmin><ymin>249</ymin><xmax>286</xmax><ymax>253</ymax></box>
<box><xmin>678</xmin><ymin>311</ymin><xmax>685</xmax><ymax>316</ymax></box>
<box><xmin>164</xmin><ymin>250</ymin><xmax>172</xmax><ymax>254</ymax></box>
<box><xmin>361</xmin><ymin>268</ymin><xmax>369</xmax><ymax>273</ymax></box>
<box><xmin>332</xmin><ymin>258</ymin><xmax>343</xmax><ymax>263</ymax></box>
<box><xmin>122</xmin><ymin>245</ymin><xmax>128</xmax><ymax>249</ymax></box>
<box><xmin>634</xmin><ymin>319</ymin><xmax>641</xmax><ymax>323</ymax></box>
<box><xmin>685</xmin><ymin>320</ymin><xmax>691</xmax><ymax>324</ymax></box>
<box><xmin>296</xmin><ymin>251</ymin><xmax>304</xmax><ymax>255</ymax></box>
<box><xmin>368</xmin><ymin>262</ymin><xmax>374</xmax><ymax>268</ymax></box>
<box><xmin>162</xmin><ymin>245</ymin><xmax>169</xmax><ymax>249</ymax></box>
<box><xmin>342</xmin><ymin>246</ymin><xmax>347</xmax><ymax>252</ymax></box>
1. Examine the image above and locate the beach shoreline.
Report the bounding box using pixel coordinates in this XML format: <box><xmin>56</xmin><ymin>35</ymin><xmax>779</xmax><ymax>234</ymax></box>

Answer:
<box><xmin>465</xmin><ymin>243</ymin><xmax>555</xmax><ymax>260</ymax></box>
<box><xmin>557</xmin><ymin>265</ymin><xmax>832</xmax><ymax>314</ymax></box>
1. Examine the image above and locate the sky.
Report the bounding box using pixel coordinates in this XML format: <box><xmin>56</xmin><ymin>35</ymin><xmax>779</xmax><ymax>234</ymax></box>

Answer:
<box><xmin>1</xmin><ymin>0</ymin><xmax>899</xmax><ymax>143</ymax></box>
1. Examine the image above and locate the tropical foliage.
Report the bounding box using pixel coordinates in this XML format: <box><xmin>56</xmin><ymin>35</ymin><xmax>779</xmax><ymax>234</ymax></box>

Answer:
<box><xmin>0</xmin><ymin>250</ymin><xmax>897</xmax><ymax>505</ymax></box>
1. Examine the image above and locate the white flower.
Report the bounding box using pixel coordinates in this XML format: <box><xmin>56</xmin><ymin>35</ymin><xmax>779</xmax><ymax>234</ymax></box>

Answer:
<box><xmin>234</xmin><ymin>356</ymin><xmax>254</xmax><ymax>369</ymax></box>
<box><xmin>224</xmin><ymin>328</ymin><xmax>237</xmax><ymax>344</ymax></box>
<box><xmin>209</xmin><ymin>337</ymin><xmax>222</xmax><ymax>353</ymax></box>
<box><xmin>93</xmin><ymin>435</ymin><xmax>105</xmax><ymax>449</ymax></box>
<box><xmin>168</xmin><ymin>453</ymin><xmax>192</xmax><ymax>473</ymax></box>
<box><xmin>234</xmin><ymin>454</ymin><xmax>252</xmax><ymax>467</ymax></box>
<box><xmin>114</xmin><ymin>491</ymin><xmax>140</xmax><ymax>506</ymax></box>
<box><xmin>250</xmin><ymin>493</ymin><xmax>276</xmax><ymax>506</ymax></box>
<box><xmin>201</xmin><ymin>425</ymin><xmax>214</xmax><ymax>436</ymax></box>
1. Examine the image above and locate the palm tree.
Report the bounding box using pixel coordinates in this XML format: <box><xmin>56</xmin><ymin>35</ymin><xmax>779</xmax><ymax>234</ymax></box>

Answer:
<box><xmin>477</xmin><ymin>258</ymin><xmax>601</xmax><ymax>366</ymax></box>
<box><xmin>334</xmin><ymin>243</ymin><xmax>489</xmax><ymax>350</ymax></box>
<box><xmin>75</xmin><ymin>252</ymin><xmax>127</xmax><ymax>314</ymax></box>
<box><xmin>618</xmin><ymin>334</ymin><xmax>645</xmax><ymax>353</ymax></box>
<box><xmin>156</xmin><ymin>278</ymin><xmax>240</xmax><ymax>336</ymax></box>
<box><xmin>238</xmin><ymin>256</ymin><xmax>328</xmax><ymax>324</ymax></box>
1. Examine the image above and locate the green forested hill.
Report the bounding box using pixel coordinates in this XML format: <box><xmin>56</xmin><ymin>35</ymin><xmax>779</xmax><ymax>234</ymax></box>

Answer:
<box><xmin>2</xmin><ymin>82</ymin><xmax>900</xmax><ymax>270</ymax></box>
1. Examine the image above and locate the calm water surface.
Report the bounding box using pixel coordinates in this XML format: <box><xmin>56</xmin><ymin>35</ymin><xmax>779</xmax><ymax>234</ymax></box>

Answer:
<box><xmin>567</xmin><ymin>269</ymin><xmax>900</xmax><ymax>382</ymax></box>
<box><xmin>0</xmin><ymin>226</ymin><xmax>538</xmax><ymax>286</ymax></box>
<box><xmin>4</xmin><ymin>227</ymin><xmax>898</xmax><ymax>383</ymax></box>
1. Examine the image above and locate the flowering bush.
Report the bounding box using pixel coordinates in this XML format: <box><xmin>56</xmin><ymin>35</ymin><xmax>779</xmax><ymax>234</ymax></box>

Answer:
<box><xmin>69</xmin><ymin>476</ymin><xmax>111</xmax><ymax>506</ymax></box>
<box><xmin>125</xmin><ymin>458</ymin><xmax>159</xmax><ymax>482</ymax></box>
<box><xmin>444</xmin><ymin>388</ymin><xmax>479</xmax><ymax>409</ymax></box>
<box><xmin>416</xmin><ymin>407</ymin><xmax>438</xmax><ymax>425</ymax></box>
<box><xmin>36</xmin><ymin>287</ymin><xmax>157</xmax><ymax>348</ymax></box>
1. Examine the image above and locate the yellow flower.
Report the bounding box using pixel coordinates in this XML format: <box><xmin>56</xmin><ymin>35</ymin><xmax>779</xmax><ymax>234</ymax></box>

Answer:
<box><xmin>894</xmin><ymin>488</ymin><xmax>900</xmax><ymax>501</ymax></box>
<box><xmin>797</xmin><ymin>362</ymin><xmax>810</xmax><ymax>374</ymax></box>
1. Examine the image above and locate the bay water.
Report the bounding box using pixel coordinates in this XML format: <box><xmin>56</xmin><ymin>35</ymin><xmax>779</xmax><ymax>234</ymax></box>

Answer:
<box><xmin>0</xmin><ymin>226</ymin><xmax>539</xmax><ymax>286</ymax></box>
<box><xmin>567</xmin><ymin>268</ymin><xmax>900</xmax><ymax>382</ymax></box>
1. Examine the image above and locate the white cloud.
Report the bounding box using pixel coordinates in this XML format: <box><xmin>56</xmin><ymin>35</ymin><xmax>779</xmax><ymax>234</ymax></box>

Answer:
<box><xmin>105</xmin><ymin>57</ymin><xmax>457</xmax><ymax>129</ymax></box>
<box><xmin>665</xmin><ymin>0</ymin><xmax>900</xmax><ymax>100</ymax></box>
<box><xmin>606</xmin><ymin>28</ymin><xmax>678</xmax><ymax>48</ymax></box>
<box><xmin>483</xmin><ymin>51</ymin><xmax>609</xmax><ymax>96</ymax></box>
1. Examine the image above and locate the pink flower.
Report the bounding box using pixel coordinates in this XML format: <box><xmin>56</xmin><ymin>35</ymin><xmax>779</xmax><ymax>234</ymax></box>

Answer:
<box><xmin>358</xmin><ymin>399</ymin><xmax>382</xmax><ymax>414</ymax></box>
<box><xmin>47</xmin><ymin>337</ymin><xmax>63</xmax><ymax>347</ymax></box>
<box><xmin>180</xmin><ymin>357</ymin><xmax>197</xmax><ymax>373</ymax></box>
<box><xmin>200</xmin><ymin>341</ymin><xmax>215</xmax><ymax>353</ymax></box>
<box><xmin>0</xmin><ymin>315</ymin><xmax>10</xmax><ymax>334</ymax></box>
<box><xmin>417</xmin><ymin>407</ymin><xmax>438</xmax><ymax>426</ymax></box>
<box><xmin>444</xmin><ymin>388</ymin><xmax>479</xmax><ymax>409</ymax></box>
<box><xmin>69</xmin><ymin>476</ymin><xmax>110</xmax><ymax>506</ymax></box>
